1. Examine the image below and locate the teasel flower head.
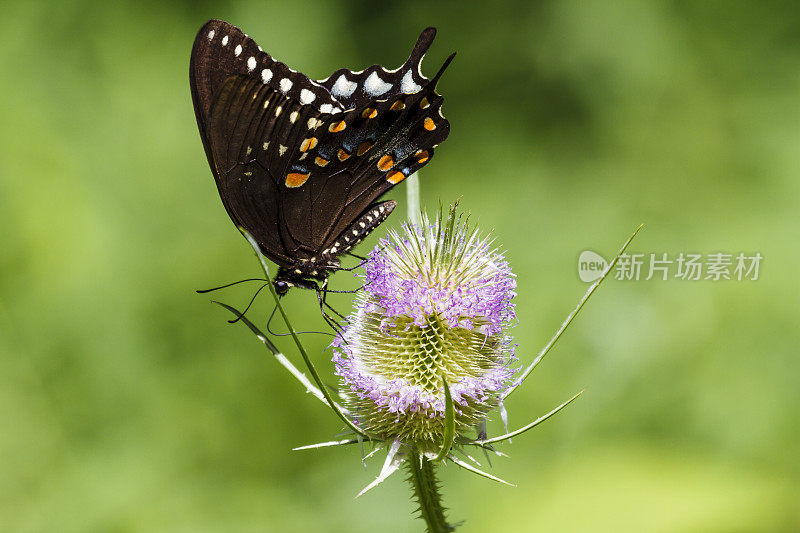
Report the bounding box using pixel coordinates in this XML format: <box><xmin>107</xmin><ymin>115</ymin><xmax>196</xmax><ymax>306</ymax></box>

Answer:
<box><xmin>332</xmin><ymin>203</ymin><xmax>518</xmax><ymax>455</ymax></box>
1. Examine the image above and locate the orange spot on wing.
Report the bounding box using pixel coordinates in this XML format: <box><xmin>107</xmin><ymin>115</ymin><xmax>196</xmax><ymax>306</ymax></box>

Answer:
<box><xmin>315</xmin><ymin>156</ymin><xmax>329</xmax><ymax>167</ymax></box>
<box><xmin>329</xmin><ymin>120</ymin><xmax>346</xmax><ymax>133</ymax></box>
<box><xmin>416</xmin><ymin>150</ymin><xmax>430</xmax><ymax>164</ymax></box>
<box><xmin>423</xmin><ymin>117</ymin><xmax>436</xmax><ymax>131</ymax></box>
<box><xmin>300</xmin><ymin>137</ymin><xmax>318</xmax><ymax>152</ymax></box>
<box><xmin>338</xmin><ymin>149</ymin><xmax>351</xmax><ymax>161</ymax></box>
<box><xmin>285</xmin><ymin>172</ymin><xmax>310</xmax><ymax>188</ymax></box>
<box><xmin>357</xmin><ymin>142</ymin><xmax>372</xmax><ymax>156</ymax></box>
<box><xmin>390</xmin><ymin>100</ymin><xmax>405</xmax><ymax>111</ymax></box>
<box><xmin>386</xmin><ymin>171</ymin><xmax>406</xmax><ymax>184</ymax></box>
<box><xmin>362</xmin><ymin>107</ymin><xmax>378</xmax><ymax>119</ymax></box>
<box><xmin>377</xmin><ymin>155</ymin><xmax>394</xmax><ymax>171</ymax></box>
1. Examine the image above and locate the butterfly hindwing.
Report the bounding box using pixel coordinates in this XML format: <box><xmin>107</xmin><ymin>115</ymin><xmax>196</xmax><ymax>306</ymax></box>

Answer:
<box><xmin>317</xmin><ymin>27</ymin><xmax>438</xmax><ymax>112</ymax></box>
<box><xmin>292</xmin><ymin>61</ymin><xmax>452</xmax><ymax>249</ymax></box>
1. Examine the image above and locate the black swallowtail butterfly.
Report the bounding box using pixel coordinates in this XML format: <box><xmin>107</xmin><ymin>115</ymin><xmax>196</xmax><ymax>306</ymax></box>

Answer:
<box><xmin>190</xmin><ymin>19</ymin><xmax>453</xmax><ymax>299</ymax></box>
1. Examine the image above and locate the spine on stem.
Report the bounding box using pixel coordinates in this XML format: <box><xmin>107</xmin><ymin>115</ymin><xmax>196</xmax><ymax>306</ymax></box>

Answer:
<box><xmin>407</xmin><ymin>452</ymin><xmax>453</xmax><ymax>532</ymax></box>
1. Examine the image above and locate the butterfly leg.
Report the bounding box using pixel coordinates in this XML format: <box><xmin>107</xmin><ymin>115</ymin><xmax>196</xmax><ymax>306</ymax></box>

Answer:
<box><xmin>321</xmin><ymin>309</ymin><xmax>344</xmax><ymax>335</ymax></box>
<box><xmin>337</xmin><ymin>242</ymin><xmax>394</xmax><ymax>272</ymax></box>
<box><xmin>336</xmin><ymin>262</ymin><xmax>368</xmax><ymax>273</ymax></box>
<box><xmin>320</xmin><ymin>283</ymin><xmax>349</xmax><ymax>321</ymax></box>
<box><xmin>324</xmin><ymin>284</ymin><xmax>367</xmax><ymax>294</ymax></box>
<box><xmin>315</xmin><ymin>286</ymin><xmax>345</xmax><ymax>334</ymax></box>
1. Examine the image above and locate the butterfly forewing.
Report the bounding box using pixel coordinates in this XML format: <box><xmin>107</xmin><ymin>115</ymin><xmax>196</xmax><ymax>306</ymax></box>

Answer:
<box><xmin>207</xmin><ymin>75</ymin><xmax>296</xmax><ymax>264</ymax></box>
<box><xmin>191</xmin><ymin>19</ymin><xmax>343</xmax><ymax>128</ymax></box>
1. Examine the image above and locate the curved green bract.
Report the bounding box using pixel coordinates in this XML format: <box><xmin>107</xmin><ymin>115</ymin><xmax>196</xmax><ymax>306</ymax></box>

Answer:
<box><xmin>434</xmin><ymin>374</ymin><xmax>455</xmax><ymax>462</ymax></box>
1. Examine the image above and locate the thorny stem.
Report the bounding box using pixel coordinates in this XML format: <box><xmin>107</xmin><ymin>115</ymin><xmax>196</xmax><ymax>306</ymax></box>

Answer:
<box><xmin>407</xmin><ymin>452</ymin><xmax>453</xmax><ymax>533</ymax></box>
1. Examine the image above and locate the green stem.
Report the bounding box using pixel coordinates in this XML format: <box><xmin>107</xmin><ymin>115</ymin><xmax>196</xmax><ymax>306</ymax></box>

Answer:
<box><xmin>407</xmin><ymin>453</ymin><xmax>453</xmax><ymax>532</ymax></box>
<box><xmin>407</xmin><ymin>172</ymin><xmax>421</xmax><ymax>226</ymax></box>
<box><xmin>242</xmin><ymin>231</ymin><xmax>371</xmax><ymax>439</ymax></box>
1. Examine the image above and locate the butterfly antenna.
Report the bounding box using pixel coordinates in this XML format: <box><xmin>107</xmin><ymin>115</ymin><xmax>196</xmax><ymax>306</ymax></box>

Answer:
<box><xmin>262</xmin><ymin>296</ymin><xmax>335</xmax><ymax>338</ymax></box>
<box><xmin>228</xmin><ymin>283</ymin><xmax>269</xmax><ymax>324</ymax></box>
<box><xmin>265</xmin><ymin>299</ymin><xmax>284</xmax><ymax>336</ymax></box>
<box><xmin>196</xmin><ymin>278</ymin><xmax>268</xmax><ymax>293</ymax></box>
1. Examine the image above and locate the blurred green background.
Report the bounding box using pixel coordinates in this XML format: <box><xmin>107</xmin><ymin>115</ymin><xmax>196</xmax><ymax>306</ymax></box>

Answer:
<box><xmin>1</xmin><ymin>1</ymin><xmax>798</xmax><ymax>531</ymax></box>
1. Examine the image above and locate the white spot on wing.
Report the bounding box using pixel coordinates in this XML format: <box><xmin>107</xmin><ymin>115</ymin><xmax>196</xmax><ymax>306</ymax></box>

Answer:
<box><xmin>331</xmin><ymin>74</ymin><xmax>357</xmax><ymax>98</ymax></box>
<box><xmin>290</xmin><ymin>111</ymin><xmax>298</xmax><ymax>123</ymax></box>
<box><xmin>401</xmin><ymin>70</ymin><xmax>421</xmax><ymax>94</ymax></box>
<box><xmin>364</xmin><ymin>72</ymin><xmax>392</xmax><ymax>96</ymax></box>
<box><xmin>261</xmin><ymin>69</ymin><xmax>273</xmax><ymax>83</ymax></box>
<box><xmin>207</xmin><ymin>30</ymin><xmax>215</xmax><ymax>40</ymax></box>
<box><xmin>234</xmin><ymin>44</ymin><xmax>242</xmax><ymax>56</ymax></box>
<box><xmin>247</xmin><ymin>57</ymin><xmax>257</xmax><ymax>72</ymax></box>
<box><xmin>299</xmin><ymin>88</ymin><xmax>316</xmax><ymax>105</ymax></box>
<box><xmin>221</xmin><ymin>35</ymin><xmax>229</xmax><ymax>46</ymax></box>
<box><xmin>279</xmin><ymin>145</ymin><xmax>287</xmax><ymax>156</ymax></box>
<box><xmin>319</xmin><ymin>103</ymin><xmax>333</xmax><ymax>114</ymax></box>
<box><xmin>280</xmin><ymin>78</ymin><xmax>293</xmax><ymax>93</ymax></box>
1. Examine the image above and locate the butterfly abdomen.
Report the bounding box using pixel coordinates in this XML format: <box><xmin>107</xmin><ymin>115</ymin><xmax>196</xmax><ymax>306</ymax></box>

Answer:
<box><xmin>325</xmin><ymin>200</ymin><xmax>396</xmax><ymax>257</ymax></box>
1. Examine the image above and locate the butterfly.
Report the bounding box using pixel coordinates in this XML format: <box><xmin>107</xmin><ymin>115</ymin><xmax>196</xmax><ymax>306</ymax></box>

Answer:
<box><xmin>190</xmin><ymin>19</ymin><xmax>453</xmax><ymax>310</ymax></box>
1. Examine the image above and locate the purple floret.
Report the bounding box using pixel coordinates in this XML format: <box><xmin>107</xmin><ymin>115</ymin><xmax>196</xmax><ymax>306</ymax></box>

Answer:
<box><xmin>362</xmin><ymin>233</ymin><xmax>516</xmax><ymax>336</ymax></box>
